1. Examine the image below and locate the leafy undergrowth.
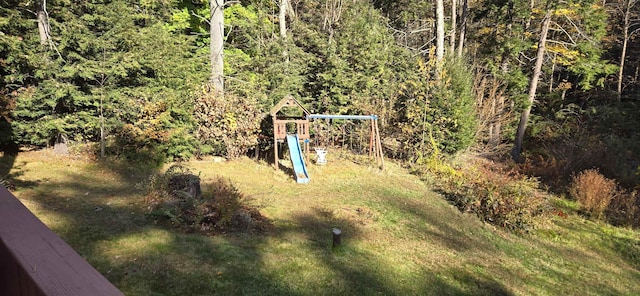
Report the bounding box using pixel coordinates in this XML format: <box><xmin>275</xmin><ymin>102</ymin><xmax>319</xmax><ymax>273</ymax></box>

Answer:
<box><xmin>144</xmin><ymin>164</ymin><xmax>270</xmax><ymax>234</ymax></box>
<box><xmin>4</xmin><ymin>150</ymin><xmax>640</xmax><ymax>295</ymax></box>
<box><xmin>418</xmin><ymin>154</ymin><xmax>550</xmax><ymax>232</ymax></box>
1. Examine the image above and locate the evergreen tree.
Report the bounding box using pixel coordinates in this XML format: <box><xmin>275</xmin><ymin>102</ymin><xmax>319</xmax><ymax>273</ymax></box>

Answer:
<box><xmin>2</xmin><ymin>0</ymin><xmax>206</xmax><ymax>158</ymax></box>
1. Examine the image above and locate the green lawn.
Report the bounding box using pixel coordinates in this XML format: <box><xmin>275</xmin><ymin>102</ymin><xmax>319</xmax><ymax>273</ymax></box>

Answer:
<box><xmin>4</xmin><ymin>150</ymin><xmax>640</xmax><ymax>295</ymax></box>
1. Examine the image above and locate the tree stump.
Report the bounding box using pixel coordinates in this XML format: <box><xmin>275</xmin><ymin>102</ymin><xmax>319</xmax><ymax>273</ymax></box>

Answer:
<box><xmin>168</xmin><ymin>174</ymin><xmax>201</xmax><ymax>199</ymax></box>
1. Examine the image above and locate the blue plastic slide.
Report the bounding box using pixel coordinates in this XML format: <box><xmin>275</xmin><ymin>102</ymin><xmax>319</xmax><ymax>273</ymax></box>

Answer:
<box><xmin>286</xmin><ymin>134</ymin><xmax>310</xmax><ymax>184</ymax></box>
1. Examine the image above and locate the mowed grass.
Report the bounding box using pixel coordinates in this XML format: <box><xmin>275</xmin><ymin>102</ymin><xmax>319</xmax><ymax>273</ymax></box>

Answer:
<box><xmin>4</xmin><ymin>150</ymin><xmax>640</xmax><ymax>295</ymax></box>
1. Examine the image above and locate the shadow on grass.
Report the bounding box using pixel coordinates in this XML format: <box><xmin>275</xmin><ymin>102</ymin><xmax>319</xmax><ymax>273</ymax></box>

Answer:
<box><xmin>93</xmin><ymin>155</ymin><xmax>164</xmax><ymax>184</ymax></box>
<box><xmin>550</xmin><ymin>218</ymin><xmax>640</xmax><ymax>272</ymax></box>
<box><xmin>281</xmin><ymin>206</ymin><xmax>513</xmax><ymax>295</ymax></box>
<box><xmin>421</xmin><ymin>268</ymin><xmax>513</xmax><ymax>296</ymax></box>
<box><xmin>1</xmin><ymin>158</ymin><xmax>39</xmax><ymax>189</ymax></box>
<box><xmin>383</xmin><ymin>195</ymin><xmax>482</xmax><ymax>252</ymax></box>
<box><xmin>91</xmin><ymin>231</ymin><xmax>297</xmax><ymax>295</ymax></box>
<box><xmin>12</xmin><ymin>153</ymin><xmax>640</xmax><ymax>295</ymax></box>
<box><xmin>277</xmin><ymin>162</ymin><xmax>297</xmax><ymax>182</ymax></box>
<box><xmin>384</xmin><ymin>184</ymin><xmax>640</xmax><ymax>294</ymax></box>
<box><xmin>19</xmin><ymin>158</ymin><xmax>514</xmax><ymax>295</ymax></box>
<box><xmin>17</xmin><ymin>158</ymin><xmax>300</xmax><ymax>295</ymax></box>
<box><xmin>285</xmin><ymin>207</ymin><xmax>397</xmax><ymax>295</ymax></box>
<box><xmin>609</xmin><ymin>234</ymin><xmax>640</xmax><ymax>271</ymax></box>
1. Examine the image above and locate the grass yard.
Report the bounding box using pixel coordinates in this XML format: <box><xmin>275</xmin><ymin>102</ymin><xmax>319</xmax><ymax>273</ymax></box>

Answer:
<box><xmin>3</xmin><ymin>150</ymin><xmax>640</xmax><ymax>295</ymax></box>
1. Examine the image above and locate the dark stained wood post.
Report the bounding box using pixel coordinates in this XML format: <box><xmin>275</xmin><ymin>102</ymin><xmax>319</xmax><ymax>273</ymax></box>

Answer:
<box><xmin>0</xmin><ymin>186</ymin><xmax>124</xmax><ymax>296</ymax></box>
<box><xmin>272</xmin><ymin>114</ymin><xmax>279</xmax><ymax>170</ymax></box>
<box><xmin>332</xmin><ymin>228</ymin><xmax>342</xmax><ymax>248</ymax></box>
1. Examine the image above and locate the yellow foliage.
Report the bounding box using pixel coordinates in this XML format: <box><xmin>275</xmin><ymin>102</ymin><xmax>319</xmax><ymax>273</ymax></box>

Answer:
<box><xmin>553</xmin><ymin>8</ymin><xmax>576</xmax><ymax>17</ymax></box>
<box><xmin>417</xmin><ymin>58</ymin><xmax>428</xmax><ymax>75</ymax></box>
<box><xmin>419</xmin><ymin>130</ymin><xmax>462</xmax><ymax>178</ymax></box>
<box><xmin>548</xmin><ymin>45</ymin><xmax>580</xmax><ymax>66</ymax></box>
<box><xmin>570</xmin><ymin>169</ymin><xmax>618</xmax><ymax>220</ymax></box>
<box><xmin>224</xmin><ymin>112</ymin><xmax>238</xmax><ymax>131</ymax></box>
<box><xmin>558</xmin><ymin>80</ymin><xmax>572</xmax><ymax>90</ymax></box>
<box><xmin>531</xmin><ymin>8</ymin><xmax>544</xmax><ymax>15</ymax></box>
<box><xmin>478</xmin><ymin>27</ymin><xmax>493</xmax><ymax>36</ymax></box>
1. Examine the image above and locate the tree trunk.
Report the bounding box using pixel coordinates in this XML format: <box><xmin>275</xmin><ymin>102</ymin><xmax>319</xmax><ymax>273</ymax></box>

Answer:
<box><xmin>436</xmin><ymin>0</ymin><xmax>445</xmax><ymax>65</ymax></box>
<box><xmin>525</xmin><ymin>0</ymin><xmax>535</xmax><ymax>32</ymax></box>
<box><xmin>100</xmin><ymin>115</ymin><xmax>105</xmax><ymax>158</ymax></box>
<box><xmin>210</xmin><ymin>0</ymin><xmax>224</xmax><ymax>96</ymax></box>
<box><xmin>618</xmin><ymin>31</ymin><xmax>628</xmax><ymax>102</ymax></box>
<box><xmin>279</xmin><ymin>0</ymin><xmax>288</xmax><ymax>38</ymax></box>
<box><xmin>511</xmin><ymin>11</ymin><xmax>551</xmax><ymax>162</ymax></box>
<box><xmin>324</xmin><ymin>0</ymin><xmax>343</xmax><ymax>43</ymax></box>
<box><xmin>280</xmin><ymin>0</ymin><xmax>290</xmax><ymax>64</ymax></box>
<box><xmin>618</xmin><ymin>0</ymin><xmax>633</xmax><ymax>102</ymax></box>
<box><xmin>450</xmin><ymin>0</ymin><xmax>457</xmax><ymax>54</ymax></box>
<box><xmin>36</xmin><ymin>0</ymin><xmax>49</xmax><ymax>45</ymax></box>
<box><xmin>457</xmin><ymin>0</ymin><xmax>468</xmax><ymax>57</ymax></box>
<box><xmin>549</xmin><ymin>53</ymin><xmax>556</xmax><ymax>93</ymax></box>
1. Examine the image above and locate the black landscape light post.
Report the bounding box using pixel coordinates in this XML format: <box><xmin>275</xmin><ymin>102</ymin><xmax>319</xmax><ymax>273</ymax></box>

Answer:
<box><xmin>332</xmin><ymin>228</ymin><xmax>342</xmax><ymax>248</ymax></box>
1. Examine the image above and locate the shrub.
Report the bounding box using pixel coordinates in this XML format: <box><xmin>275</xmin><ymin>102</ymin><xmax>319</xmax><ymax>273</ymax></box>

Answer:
<box><xmin>110</xmin><ymin>98</ymin><xmax>198</xmax><ymax>163</ymax></box>
<box><xmin>569</xmin><ymin>169</ymin><xmax>617</xmax><ymax>220</ymax></box>
<box><xmin>194</xmin><ymin>85</ymin><xmax>262</xmax><ymax>159</ymax></box>
<box><xmin>520</xmin><ymin>101</ymin><xmax>640</xmax><ymax>193</ymax></box>
<box><xmin>144</xmin><ymin>165</ymin><xmax>269</xmax><ymax>234</ymax></box>
<box><xmin>606</xmin><ymin>189</ymin><xmax>639</xmax><ymax>228</ymax></box>
<box><xmin>428</xmin><ymin>157</ymin><xmax>548</xmax><ymax>232</ymax></box>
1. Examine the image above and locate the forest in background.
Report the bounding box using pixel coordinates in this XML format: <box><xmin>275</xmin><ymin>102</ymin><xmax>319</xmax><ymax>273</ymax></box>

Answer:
<box><xmin>1</xmin><ymin>0</ymin><xmax>640</xmax><ymax>227</ymax></box>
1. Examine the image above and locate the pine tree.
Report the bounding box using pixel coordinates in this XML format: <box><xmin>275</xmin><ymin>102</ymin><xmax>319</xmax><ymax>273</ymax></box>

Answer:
<box><xmin>4</xmin><ymin>0</ymin><xmax>206</xmax><ymax>158</ymax></box>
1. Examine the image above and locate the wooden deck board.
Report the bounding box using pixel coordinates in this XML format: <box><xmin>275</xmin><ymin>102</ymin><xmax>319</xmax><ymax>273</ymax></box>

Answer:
<box><xmin>0</xmin><ymin>186</ymin><xmax>123</xmax><ymax>296</ymax></box>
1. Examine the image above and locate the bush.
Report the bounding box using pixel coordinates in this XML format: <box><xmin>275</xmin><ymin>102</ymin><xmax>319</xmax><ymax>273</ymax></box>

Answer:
<box><xmin>569</xmin><ymin>169</ymin><xmax>617</xmax><ymax>220</ymax></box>
<box><xmin>428</xmin><ymin>157</ymin><xmax>548</xmax><ymax>232</ymax></box>
<box><xmin>194</xmin><ymin>86</ymin><xmax>262</xmax><ymax>159</ymax></box>
<box><xmin>110</xmin><ymin>98</ymin><xmax>198</xmax><ymax>163</ymax></box>
<box><xmin>607</xmin><ymin>189</ymin><xmax>639</xmax><ymax>228</ymax></box>
<box><xmin>144</xmin><ymin>165</ymin><xmax>269</xmax><ymax>234</ymax></box>
<box><xmin>520</xmin><ymin>101</ymin><xmax>640</xmax><ymax>192</ymax></box>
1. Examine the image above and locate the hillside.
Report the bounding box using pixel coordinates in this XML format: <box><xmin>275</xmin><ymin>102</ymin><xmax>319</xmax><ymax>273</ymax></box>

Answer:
<box><xmin>4</xmin><ymin>150</ymin><xmax>640</xmax><ymax>295</ymax></box>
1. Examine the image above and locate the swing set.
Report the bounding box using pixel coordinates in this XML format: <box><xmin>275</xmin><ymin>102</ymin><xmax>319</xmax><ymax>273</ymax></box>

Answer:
<box><xmin>269</xmin><ymin>96</ymin><xmax>384</xmax><ymax>182</ymax></box>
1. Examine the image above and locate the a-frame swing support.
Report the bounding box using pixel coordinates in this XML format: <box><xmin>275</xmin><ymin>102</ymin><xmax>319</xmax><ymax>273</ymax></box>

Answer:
<box><xmin>307</xmin><ymin>114</ymin><xmax>384</xmax><ymax>170</ymax></box>
<box><xmin>269</xmin><ymin>96</ymin><xmax>385</xmax><ymax>173</ymax></box>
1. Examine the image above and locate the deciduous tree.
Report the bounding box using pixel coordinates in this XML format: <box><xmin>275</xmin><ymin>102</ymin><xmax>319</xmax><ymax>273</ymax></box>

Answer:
<box><xmin>614</xmin><ymin>0</ymin><xmax>639</xmax><ymax>101</ymax></box>
<box><xmin>511</xmin><ymin>0</ymin><xmax>614</xmax><ymax>160</ymax></box>
<box><xmin>279</xmin><ymin>0</ymin><xmax>289</xmax><ymax>38</ymax></box>
<box><xmin>210</xmin><ymin>0</ymin><xmax>224</xmax><ymax>96</ymax></box>
<box><xmin>436</xmin><ymin>0</ymin><xmax>445</xmax><ymax>64</ymax></box>
<box><xmin>512</xmin><ymin>11</ymin><xmax>552</xmax><ymax>161</ymax></box>
<box><xmin>457</xmin><ymin>0</ymin><xmax>468</xmax><ymax>56</ymax></box>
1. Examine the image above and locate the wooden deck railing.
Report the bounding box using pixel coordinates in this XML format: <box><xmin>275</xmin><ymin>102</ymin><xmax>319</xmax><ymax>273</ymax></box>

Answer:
<box><xmin>0</xmin><ymin>186</ymin><xmax>124</xmax><ymax>296</ymax></box>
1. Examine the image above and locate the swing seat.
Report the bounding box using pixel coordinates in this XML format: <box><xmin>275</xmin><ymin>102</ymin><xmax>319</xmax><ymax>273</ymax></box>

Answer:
<box><xmin>314</xmin><ymin>147</ymin><xmax>328</xmax><ymax>165</ymax></box>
